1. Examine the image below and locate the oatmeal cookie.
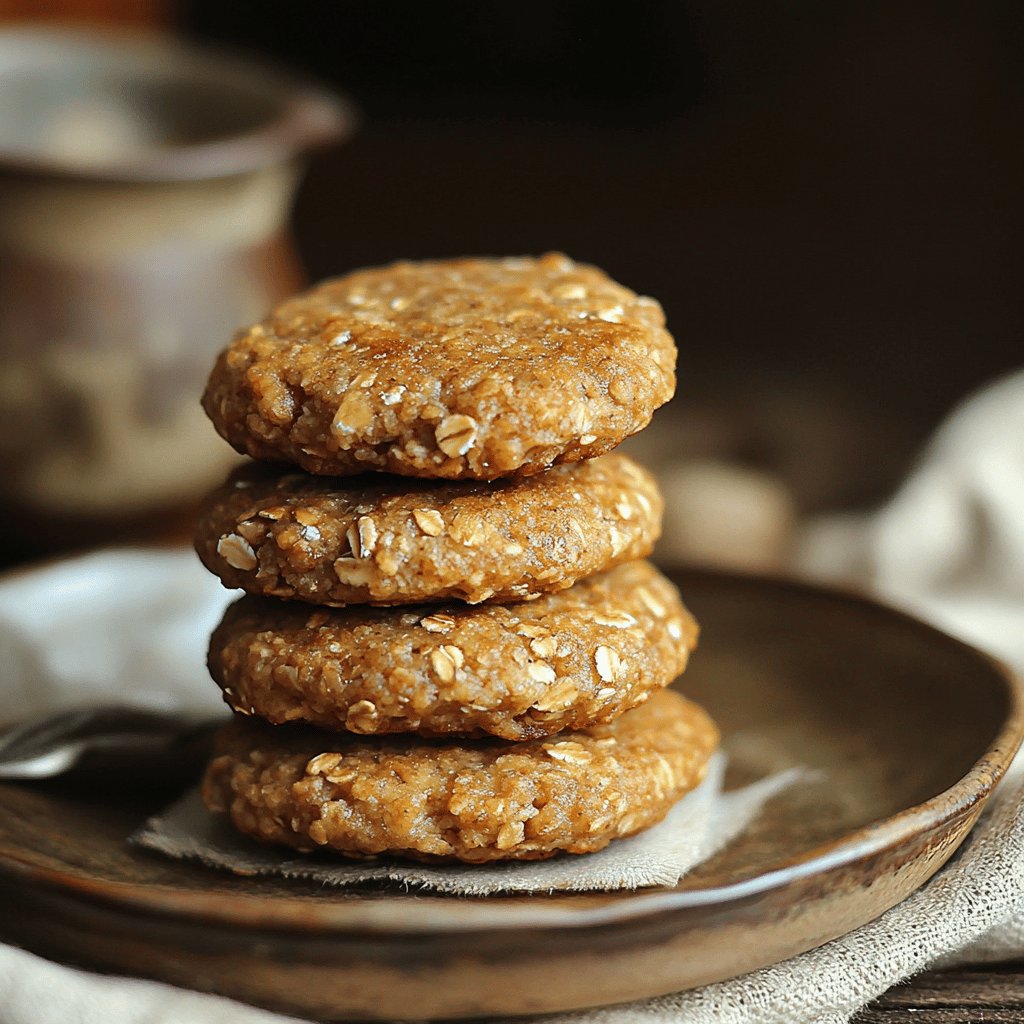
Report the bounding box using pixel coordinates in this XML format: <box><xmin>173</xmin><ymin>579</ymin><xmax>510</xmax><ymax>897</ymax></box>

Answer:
<box><xmin>195</xmin><ymin>454</ymin><xmax>661</xmax><ymax>606</ymax></box>
<box><xmin>202</xmin><ymin>254</ymin><xmax>676</xmax><ymax>479</ymax></box>
<box><xmin>208</xmin><ymin>560</ymin><xmax>697</xmax><ymax>740</ymax></box>
<box><xmin>202</xmin><ymin>688</ymin><xmax>719</xmax><ymax>863</ymax></box>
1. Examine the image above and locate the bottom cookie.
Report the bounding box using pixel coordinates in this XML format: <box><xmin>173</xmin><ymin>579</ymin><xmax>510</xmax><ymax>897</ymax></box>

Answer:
<box><xmin>202</xmin><ymin>689</ymin><xmax>719</xmax><ymax>863</ymax></box>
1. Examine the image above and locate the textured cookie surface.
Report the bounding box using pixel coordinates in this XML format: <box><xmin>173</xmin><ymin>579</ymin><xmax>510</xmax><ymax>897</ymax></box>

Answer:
<box><xmin>209</xmin><ymin>560</ymin><xmax>697</xmax><ymax>740</ymax></box>
<box><xmin>196</xmin><ymin>454</ymin><xmax>661</xmax><ymax>606</ymax></box>
<box><xmin>202</xmin><ymin>254</ymin><xmax>676</xmax><ymax>480</ymax></box>
<box><xmin>201</xmin><ymin>689</ymin><xmax>719</xmax><ymax>863</ymax></box>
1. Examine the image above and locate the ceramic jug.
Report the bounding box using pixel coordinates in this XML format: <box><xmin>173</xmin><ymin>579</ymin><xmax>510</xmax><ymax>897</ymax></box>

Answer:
<box><xmin>0</xmin><ymin>27</ymin><xmax>352</xmax><ymax>551</ymax></box>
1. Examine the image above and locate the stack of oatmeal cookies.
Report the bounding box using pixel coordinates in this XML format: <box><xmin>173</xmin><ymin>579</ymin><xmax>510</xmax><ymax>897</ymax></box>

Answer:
<box><xmin>195</xmin><ymin>254</ymin><xmax>719</xmax><ymax>863</ymax></box>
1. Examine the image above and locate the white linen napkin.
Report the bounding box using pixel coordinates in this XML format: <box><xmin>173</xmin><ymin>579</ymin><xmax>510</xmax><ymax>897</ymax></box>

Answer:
<box><xmin>799</xmin><ymin>368</ymin><xmax>1024</xmax><ymax>671</ymax></box>
<box><xmin>0</xmin><ymin>548</ymin><xmax>230</xmax><ymax>722</ymax></box>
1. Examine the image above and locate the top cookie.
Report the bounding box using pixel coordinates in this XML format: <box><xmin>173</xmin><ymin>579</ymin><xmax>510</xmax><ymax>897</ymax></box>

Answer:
<box><xmin>202</xmin><ymin>254</ymin><xmax>676</xmax><ymax>480</ymax></box>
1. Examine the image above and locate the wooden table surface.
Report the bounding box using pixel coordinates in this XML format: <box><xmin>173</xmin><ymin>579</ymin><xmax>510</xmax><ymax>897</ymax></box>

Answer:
<box><xmin>856</xmin><ymin>963</ymin><xmax>1024</xmax><ymax>1022</ymax></box>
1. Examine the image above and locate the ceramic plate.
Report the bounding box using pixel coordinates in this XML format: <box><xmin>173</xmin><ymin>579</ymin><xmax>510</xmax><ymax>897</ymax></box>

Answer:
<box><xmin>0</xmin><ymin>568</ymin><xmax>1020</xmax><ymax>1020</ymax></box>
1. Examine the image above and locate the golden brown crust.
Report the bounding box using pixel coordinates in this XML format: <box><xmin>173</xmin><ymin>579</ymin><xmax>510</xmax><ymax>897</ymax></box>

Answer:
<box><xmin>195</xmin><ymin>454</ymin><xmax>662</xmax><ymax>606</ymax></box>
<box><xmin>201</xmin><ymin>254</ymin><xmax>676</xmax><ymax>480</ymax></box>
<box><xmin>208</xmin><ymin>561</ymin><xmax>698</xmax><ymax>740</ymax></box>
<box><xmin>201</xmin><ymin>689</ymin><xmax>719</xmax><ymax>863</ymax></box>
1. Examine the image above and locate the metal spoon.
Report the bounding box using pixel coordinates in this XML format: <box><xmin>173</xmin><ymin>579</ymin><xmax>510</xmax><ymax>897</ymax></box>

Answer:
<box><xmin>0</xmin><ymin>706</ymin><xmax>221</xmax><ymax>780</ymax></box>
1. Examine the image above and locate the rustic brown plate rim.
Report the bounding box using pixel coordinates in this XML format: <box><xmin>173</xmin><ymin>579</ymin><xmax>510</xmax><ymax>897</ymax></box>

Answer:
<box><xmin>1</xmin><ymin>565</ymin><xmax>1021</xmax><ymax>934</ymax></box>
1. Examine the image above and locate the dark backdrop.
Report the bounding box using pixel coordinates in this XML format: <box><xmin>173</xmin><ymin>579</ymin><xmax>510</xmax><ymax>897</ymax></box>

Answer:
<box><xmin>185</xmin><ymin>1</ymin><xmax>1024</xmax><ymax>510</ymax></box>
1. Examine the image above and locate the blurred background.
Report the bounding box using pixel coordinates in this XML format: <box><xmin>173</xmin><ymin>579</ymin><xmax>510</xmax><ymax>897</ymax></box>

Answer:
<box><xmin>0</xmin><ymin>0</ymin><xmax>1021</xmax><ymax>571</ymax></box>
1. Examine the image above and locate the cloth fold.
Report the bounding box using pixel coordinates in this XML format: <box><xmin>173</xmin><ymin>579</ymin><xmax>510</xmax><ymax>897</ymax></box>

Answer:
<box><xmin>799</xmin><ymin>369</ymin><xmax>1024</xmax><ymax>671</ymax></box>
